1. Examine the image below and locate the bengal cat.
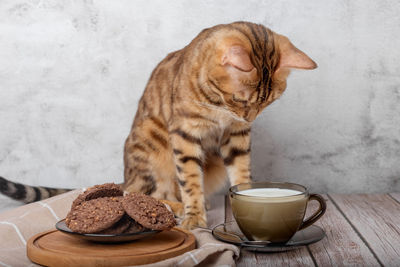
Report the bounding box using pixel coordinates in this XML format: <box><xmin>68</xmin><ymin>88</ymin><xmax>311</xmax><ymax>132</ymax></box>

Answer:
<box><xmin>0</xmin><ymin>21</ymin><xmax>316</xmax><ymax>230</ymax></box>
<box><xmin>122</xmin><ymin>21</ymin><xmax>317</xmax><ymax>229</ymax></box>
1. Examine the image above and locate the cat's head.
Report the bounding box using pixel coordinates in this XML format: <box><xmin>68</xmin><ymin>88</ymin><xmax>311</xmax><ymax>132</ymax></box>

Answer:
<box><xmin>202</xmin><ymin>22</ymin><xmax>317</xmax><ymax>122</ymax></box>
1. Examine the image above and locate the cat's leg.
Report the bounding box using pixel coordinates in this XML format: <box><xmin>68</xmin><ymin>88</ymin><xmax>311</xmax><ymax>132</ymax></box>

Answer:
<box><xmin>203</xmin><ymin>153</ymin><xmax>228</xmax><ymax>210</ymax></box>
<box><xmin>170</xmin><ymin>129</ymin><xmax>207</xmax><ymax>229</ymax></box>
<box><xmin>221</xmin><ymin>123</ymin><xmax>252</xmax><ymax>186</ymax></box>
<box><xmin>159</xmin><ymin>199</ymin><xmax>184</xmax><ymax>218</ymax></box>
<box><xmin>123</xmin><ymin>121</ymin><xmax>179</xmax><ymax>199</ymax></box>
<box><xmin>123</xmin><ymin>135</ymin><xmax>157</xmax><ymax>195</ymax></box>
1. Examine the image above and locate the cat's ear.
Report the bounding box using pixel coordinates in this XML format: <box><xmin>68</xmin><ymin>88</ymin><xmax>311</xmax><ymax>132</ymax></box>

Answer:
<box><xmin>221</xmin><ymin>45</ymin><xmax>255</xmax><ymax>72</ymax></box>
<box><xmin>219</xmin><ymin>44</ymin><xmax>258</xmax><ymax>97</ymax></box>
<box><xmin>276</xmin><ymin>34</ymin><xmax>317</xmax><ymax>70</ymax></box>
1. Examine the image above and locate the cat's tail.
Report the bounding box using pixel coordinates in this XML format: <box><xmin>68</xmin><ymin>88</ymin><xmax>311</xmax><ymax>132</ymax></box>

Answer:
<box><xmin>0</xmin><ymin>176</ymin><xmax>73</xmax><ymax>203</ymax></box>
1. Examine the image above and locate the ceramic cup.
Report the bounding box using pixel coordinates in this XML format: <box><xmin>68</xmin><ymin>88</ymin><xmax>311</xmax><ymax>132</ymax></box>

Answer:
<box><xmin>229</xmin><ymin>182</ymin><xmax>326</xmax><ymax>243</ymax></box>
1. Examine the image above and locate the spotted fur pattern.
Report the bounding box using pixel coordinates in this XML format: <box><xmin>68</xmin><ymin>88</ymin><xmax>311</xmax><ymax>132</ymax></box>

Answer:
<box><xmin>123</xmin><ymin>21</ymin><xmax>304</xmax><ymax>229</ymax></box>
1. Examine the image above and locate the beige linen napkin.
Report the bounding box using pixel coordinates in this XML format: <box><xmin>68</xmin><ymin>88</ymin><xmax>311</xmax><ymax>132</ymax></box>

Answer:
<box><xmin>0</xmin><ymin>189</ymin><xmax>239</xmax><ymax>267</ymax></box>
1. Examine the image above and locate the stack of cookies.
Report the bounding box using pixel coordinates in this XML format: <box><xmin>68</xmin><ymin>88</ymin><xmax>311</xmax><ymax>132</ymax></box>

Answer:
<box><xmin>65</xmin><ymin>183</ymin><xmax>176</xmax><ymax>234</ymax></box>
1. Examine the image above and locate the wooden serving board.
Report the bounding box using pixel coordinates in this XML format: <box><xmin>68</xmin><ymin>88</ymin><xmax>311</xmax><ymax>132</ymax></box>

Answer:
<box><xmin>27</xmin><ymin>227</ymin><xmax>195</xmax><ymax>266</ymax></box>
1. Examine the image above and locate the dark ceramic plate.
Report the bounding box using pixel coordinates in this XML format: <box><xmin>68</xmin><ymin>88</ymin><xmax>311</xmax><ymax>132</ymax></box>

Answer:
<box><xmin>55</xmin><ymin>219</ymin><xmax>161</xmax><ymax>243</ymax></box>
<box><xmin>212</xmin><ymin>221</ymin><xmax>325</xmax><ymax>252</ymax></box>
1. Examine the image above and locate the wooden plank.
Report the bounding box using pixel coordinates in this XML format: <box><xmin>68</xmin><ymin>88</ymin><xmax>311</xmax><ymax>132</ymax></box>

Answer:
<box><xmin>389</xmin><ymin>192</ymin><xmax>400</xmax><ymax>203</ymax></box>
<box><xmin>225</xmin><ymin>196</ymin><xmax>315</xmax><ymax>266</ymax></box>
<box><xmin>307</xmin><ymin>195</ymin><xmax>380</xmax><ymax>266</ymax></box>
<box><xmin>329</xmin><ymin>194</ymin><xmax>400</xmax><ymax>266</ymax></box>
<box><xmin>237</xmin><ymin>247</ymin><xmax>316</xmax><ymax>267</ymax></box>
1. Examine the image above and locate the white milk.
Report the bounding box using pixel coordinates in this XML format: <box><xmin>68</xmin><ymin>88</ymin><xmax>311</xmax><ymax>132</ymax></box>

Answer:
<box><xmin>237</xmin><ymin>188</ymin><xmax>303</xmax><ymax>198</ymax></box>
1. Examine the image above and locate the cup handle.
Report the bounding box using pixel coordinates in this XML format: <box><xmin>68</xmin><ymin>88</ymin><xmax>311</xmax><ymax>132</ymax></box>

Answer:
<box><xmin>298</xmin><ymin>194</ymin><xmax>327</xmax><ymax>230</ymax></box>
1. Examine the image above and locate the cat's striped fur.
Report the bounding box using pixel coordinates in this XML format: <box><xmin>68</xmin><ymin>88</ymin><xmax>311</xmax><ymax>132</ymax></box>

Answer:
<box><xmin>0</xmin><ymin>176</ymin><xmax>70</xmax><ymax>203</ymax></box>
<box><xmin>0</xmin><ymin>22</ymin><xmax>316</xmax><ymax>229</ymax></box>
<box><xmin>123</xmin><ymin>21</ymin><xmax>316</xmax><ymax>229</ymax></box>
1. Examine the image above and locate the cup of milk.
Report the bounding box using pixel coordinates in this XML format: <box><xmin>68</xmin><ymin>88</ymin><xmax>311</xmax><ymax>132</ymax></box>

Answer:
<box><xmin>229</xmin><ymin>182</ymin><xmax>326</xmax><ymax>243</ymax></box>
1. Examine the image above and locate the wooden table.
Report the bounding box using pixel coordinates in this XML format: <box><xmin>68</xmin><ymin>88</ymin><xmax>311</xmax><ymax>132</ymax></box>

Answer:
<box><xmin>206</xmin><ymin>193</ymin><xmax>400</xmax><ymax>266</ymax></box>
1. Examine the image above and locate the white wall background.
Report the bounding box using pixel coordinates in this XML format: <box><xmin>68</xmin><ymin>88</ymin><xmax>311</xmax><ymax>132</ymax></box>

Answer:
<box><xmin>0</xmin><ymin>0</ymin><xmax>399</xmax><ymax>193</ymax></box>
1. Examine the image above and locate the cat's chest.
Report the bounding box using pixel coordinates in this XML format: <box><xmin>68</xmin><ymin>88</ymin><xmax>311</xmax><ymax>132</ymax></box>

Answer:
<box><xmin>200</xmin><ymin>120</ymin><xmax>232</xmax><ymax>153</ymax></box>
<box><xmin>200</xmin><ymin>129</ymin><xmax>223</xmax><ymax>153</ymax></box>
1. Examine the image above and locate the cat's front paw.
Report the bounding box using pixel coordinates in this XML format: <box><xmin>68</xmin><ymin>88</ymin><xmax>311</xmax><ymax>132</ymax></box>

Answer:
<box><xmin>181</xmin><ymin>214</ymin><xmax>207</xmax><ymax>230</ymax></box>
<box><xmin>159</xmin><ymin>200</ymin><xmax>184</xmax><ymax>218</ymax></box>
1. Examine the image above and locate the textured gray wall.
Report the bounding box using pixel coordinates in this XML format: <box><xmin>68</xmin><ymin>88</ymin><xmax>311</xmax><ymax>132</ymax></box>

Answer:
<box><xmin>0</xmin><ymin>0</ymin><xmax>399</xmax><ymax>193</ymax></box>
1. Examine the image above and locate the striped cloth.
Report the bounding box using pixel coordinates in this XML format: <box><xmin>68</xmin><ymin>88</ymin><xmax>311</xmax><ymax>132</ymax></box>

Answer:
<box><xmin>0</xmin><ymin>189</ymin><xmax>239</xmax><ymax>267</ymax></box>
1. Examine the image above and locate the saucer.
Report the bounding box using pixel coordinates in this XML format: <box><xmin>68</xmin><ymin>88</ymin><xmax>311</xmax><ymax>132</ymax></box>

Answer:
<box><xmin>56</xmin><ymin>219</ymin><xmax>161</xmax><ymax>243</ymax></box>
<box><xmin>212</xmin><ymin>221</ymin><xmax>325</xmax><ymax>252</ymax></box>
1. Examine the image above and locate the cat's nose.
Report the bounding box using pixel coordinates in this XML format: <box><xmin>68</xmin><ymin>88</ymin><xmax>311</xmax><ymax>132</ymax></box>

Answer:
<box><xmin>245</xmin><ymin>108</ymin><xmax>258</xmax><ymax>122</ymax></box>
